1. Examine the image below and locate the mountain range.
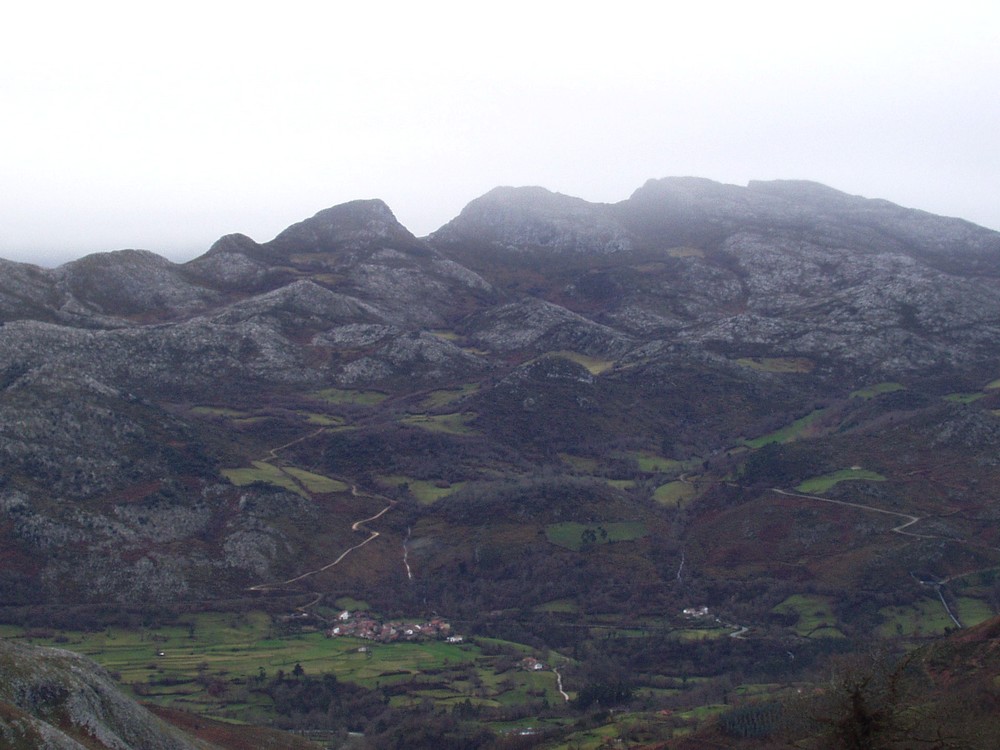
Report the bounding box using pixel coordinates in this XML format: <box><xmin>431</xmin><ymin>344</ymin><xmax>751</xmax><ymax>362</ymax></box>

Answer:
<box><xmin>3</xmin><ymin>177</ymin><xmax>1000</xmax><ymax>747</ymax></box>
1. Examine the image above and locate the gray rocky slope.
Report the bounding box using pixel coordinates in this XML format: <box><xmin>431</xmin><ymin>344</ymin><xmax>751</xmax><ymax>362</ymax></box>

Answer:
<box><xmin>0</xmin><ymin>639</ymin><xmax>209</xmax><ymax>749</ymax></box>
<box><xmin>1</xmin><ymin>177</ymin><xmax>1000</xmax><ymax>606</ymax></box>
<box><xmin>432</xmin><ymin>178</ymin><xmax>1000</xmax><ymax>376</ymax></box>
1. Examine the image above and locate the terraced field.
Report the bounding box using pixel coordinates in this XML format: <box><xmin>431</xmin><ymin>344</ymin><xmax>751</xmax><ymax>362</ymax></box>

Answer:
<box><xmin>0</xmin><ymin>613</ymin><xmax>571</xmax><ymax>721</ymax></box>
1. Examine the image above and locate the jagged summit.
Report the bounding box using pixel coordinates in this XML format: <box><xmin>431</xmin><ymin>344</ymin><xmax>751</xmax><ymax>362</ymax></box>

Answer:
<box><xmin>431</xmin><ymin>185</ymin><xmax>630</xmax><ymax>256</ymax></box>
<box><xmin>204</xmin><ymin>231</ymin><xmax>262</xmax><ymax>257</ymax></box>
<box><xmin>187</xmin><ymin>199</ymin><xmax>432</xmax><ymax>275</ymax></box>
<box><xmin>265</xmin><ymin>198</ymin><xmax>429</xmax><ymax>258</ymax></box>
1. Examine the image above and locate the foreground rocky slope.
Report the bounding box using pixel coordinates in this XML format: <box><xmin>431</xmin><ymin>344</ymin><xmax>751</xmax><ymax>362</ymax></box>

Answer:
<box><xmin>0</xmin><ymin>639</ymin><xmax>207</xmax><ymax>749</ymax></box>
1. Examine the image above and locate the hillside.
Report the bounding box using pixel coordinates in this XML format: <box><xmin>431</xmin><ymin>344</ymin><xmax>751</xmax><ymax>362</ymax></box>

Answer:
<box><xmin>0</xmin><ymin>638</ymin><xmax>207</xmax><ymax>749</ymax></box>
<box><xmin>3</xmin><ymin>177</ymin><xmax>1000</xmax><ymax>746</ymax></box>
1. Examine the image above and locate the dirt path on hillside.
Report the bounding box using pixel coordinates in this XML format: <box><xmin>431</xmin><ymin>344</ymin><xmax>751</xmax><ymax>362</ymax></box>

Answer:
<box><xmin>769</xmin><ymin>486</ymin><xmax>982</xmax><ymax>630</ymax></box>
<box><xmin>248</xmin><ymin>495</ymin><xmax>395</xmax><ymax>593</ymax></box>
<box><xmin>262</xmin><ymin>427</ymin><xmax>328</xmax><ymax>461</ymax></box>
<box><xmin>769</xmin><ymin>488</ymin><xmax>938</xmax><ymax>539</ymax></box>
<box><xmin>552</xmin><ymin>667</ymin><xmax>570</xmax><ymax>702</ymax></box>
<box><xmin>403</xmin><ymin>527</ymin><xmax>413</xmax><ymax>581</ymax></box>
<box><xmin>245</xmin><ymin>428</ymin><xmax>406</xmax><ymax>615</ymax></box>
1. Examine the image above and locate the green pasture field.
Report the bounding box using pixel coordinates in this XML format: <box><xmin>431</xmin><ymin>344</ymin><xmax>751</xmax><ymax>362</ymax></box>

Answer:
<box><xmin>944</xmin><ymin>392</ymin><xmax>986</xmax><ymax>404</ymax></box>
<box><xmin>419</xmin><ymin>384</ymin><xmax>479</xmax><ymax>409</ymax></box>
<box><xmin>4</xmin><ymin>613</ymin><xmax>569</xmax><ymax>721</ymax></box>
<box><xmin>222</xmin><ymin>462</ymin><xmax>347</xmax><ymax>497</ymax></box>
<box><xmin>653</xmin><ymin>481</ymin><xmax>696</xmax><ymax>507</ymax></box>
<box><xmin>473</xmin><ymin>637</ymin><xmax>534</xmax><ymax>656</ymax></box>
<box><xmin>733</xmin><ymin>682</ymin><xmax>784</xmax><ymax>697</ymax></box>
<box><xmin>635</xmin><ymin>452</ymin><xmax>688</xmax><ymax>473</ymax></box>
<box><xmin>985</xmin><ymin>378</ymin><xmax>1000</xmax><ymax>390</ymax></box>
<box><xmin>314</xmin><ymin>388</ymin><xmax>387</xmax><ymax>406</ymax></box>
<box><xmin>191</xmin><ymin>406</ymin><xmax>251</xmax><ymax>418</ymax></box>
<box><xmin>850</xmin><ymin>382</ymin><xmax>905</xmax><ymax>399</ymax></box>
<box><xmin>612</xmin><ymin>450</ymin><xmax>689</xmax><ymax>474</ymax></box>
<box><xmin>545</xmin><ymin>521</ymin><xmax>649</xmax><ymax>551</ymax></box>
<box><xmin>877</xmin><ymin>597</ymin><xmax>954</xmax><ymax>637</ymax></box>
<box><xmin>399</xmin><ymin>412</ymin><xmax>477</xmax><ymax>435</ymax></box>
<box><xmin>377</xmin><ymin>475</ymin><xmax>465</xmax><ymax>504</ymax></box>
<box><xmin>547</xmin><ymin>351</ymin><xmax>615</xmax><ymax>375</ymax></box>
<box><xmin>744</xmin><ymin>408</ymin><xmax>830</xmax><ymax>448</ymax></box>
<box><xmin>491</xmin><ymin>717</ymin><xmax>572</xmax><ymax>738</ymax></box>
<box><xmin>795</xmin><ymin>468</ymin><xmax>886</xmax><ymax>494</ymax></box>
<box><xmin>552</xmin><ymin>710</ymin><xmax>693</xmax><ymax>750</ymax></box>
<box><xmin>735</xmin><ymin>357</ymin><xmax>814</xmax><ymax>373</ymax></box>
<box><xmin>282</xmin><ymin>467</ymin><xmax>348</xmax><ymax>494</ymax></box>
<box><xmin>334</xmin><ymin>597</ymin><xmax>371</xmax><ymax>611</ymax></box>
<box><xmin>772</xmin><ymin>594</ymin><xmax>844</xmax><ymax>638</ymax></box>
<box><xmin>296</xmin><ymin>411</ymin><xmax>344</xmax><ymax>426</ymax></box>
<box><xmin>555</xmin><ymin>721</ymin><xmax>631</xmax><ymax>749</ymax></box>
<box><xmin>222</xmin><ymin>461</ymin><xmax>303</xmax><ymax>496</ymax></box>
<box><xmin>955</xmin><ymin>597</ymin><xmax>994</xmax><ymax>627</ymax></box>
<box><xmin>676</xmin><ymin>703</ymin><xmax>728</xmax><ymax>721</ymax></box>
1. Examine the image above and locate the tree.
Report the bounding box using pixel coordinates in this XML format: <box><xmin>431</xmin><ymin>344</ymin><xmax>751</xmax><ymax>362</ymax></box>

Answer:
<box><xmin>788</xmin><ymin>649</ymin><xmax>966</xmax><ymax>750</ymax></box>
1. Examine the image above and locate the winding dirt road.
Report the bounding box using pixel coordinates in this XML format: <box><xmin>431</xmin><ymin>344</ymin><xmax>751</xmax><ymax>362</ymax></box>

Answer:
<box><xmin>247</xmin><ymin>495</ymin><xmax>396</xmax><ymax>593</ymax></box>
<box><xmin>552</xmin><ymin>667</ymin><xmax>570</xmax><ymax>702</ymax></box>
<box><xmin>243</xmin><ymin>426</ymin><xmax>408</xmax><ymax>617</ymax></box>
<box><xmin>769</xmin><ymin>486</ymin><xmax>987</xmax><ymax>630</ymax></box>
<box><xmin>769</xmin><ymin>488</ymin><xmax>938</xmax><ymax>539</ymax></box>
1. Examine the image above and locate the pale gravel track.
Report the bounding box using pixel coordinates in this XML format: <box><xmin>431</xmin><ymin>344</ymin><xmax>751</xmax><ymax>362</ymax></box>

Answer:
<box><xmin>769</xmin><ymin>486</ymin><xmax>979</xmax><ymax>629</ymax></box>
<box><xmin>245</xmin><ymin>427</ymin><xmax>410</xmax><ymax>606</ymax></box>
<box><xmin>769</xmin><ymin>487</ymin><xmax>936</xmax><ymax>539</ymax></box>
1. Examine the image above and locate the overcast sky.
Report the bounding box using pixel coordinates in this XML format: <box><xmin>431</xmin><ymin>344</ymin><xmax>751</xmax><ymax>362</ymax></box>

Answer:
<box><xmin>2</xmin><ymin>1</ymin><xmax>998</xmax><ymax>266</ymax></box>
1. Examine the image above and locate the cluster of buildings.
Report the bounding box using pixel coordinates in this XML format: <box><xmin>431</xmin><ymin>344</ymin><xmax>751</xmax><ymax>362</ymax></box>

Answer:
<box><xmin>520</xmin><ymin>656</ymin><xmax>547</xmax><ymax>672</ymax></box>
<box><xmin>327</xmin><ymin>611</ymin><xmax>461</xmax><ymax>643</ymax></box>
<box><xmin>682</xmin><ymin>606</ymin><xmax>710</xmax><ymax>618</ymax></box>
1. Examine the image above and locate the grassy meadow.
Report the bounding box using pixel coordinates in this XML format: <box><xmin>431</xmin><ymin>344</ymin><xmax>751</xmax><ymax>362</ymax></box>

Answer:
<box><xmin>545</xmin><ymin>521</ymin><xmax>648</xmax><ymax>551</ymax></box>
<box><xmin>1</xmin><ymin>612</ymin><xmax>571</xmax><ymax>722</ymax></box>
<box><xmin>744</xmin><ymin>408</ymin><xmax>831</xmax><ymax>448</ymax></box>
<box><xmin>795</xmin><ymin>468</ymin><xmax>887</xmax><ymax>494</ymax></box>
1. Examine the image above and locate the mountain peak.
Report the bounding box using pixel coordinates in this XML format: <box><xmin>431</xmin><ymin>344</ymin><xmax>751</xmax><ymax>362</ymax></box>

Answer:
<box><xmin>431</xmin><ymin>185</ymin><xmax>629</xmax><ymax>255</ymax></box>
<box><xmin>203</xmin><ymin>232</ymin><xmax>262</xmax><ymax>258</ymax></box>
<box><xmin>265</xmin><ymin>199</ymin><xmax>425</xmax><ymax>256</ymax></box>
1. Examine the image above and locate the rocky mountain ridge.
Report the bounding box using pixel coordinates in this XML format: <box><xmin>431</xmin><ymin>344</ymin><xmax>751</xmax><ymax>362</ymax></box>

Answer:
<box><xmin>2</xmin><ymin>176</ymin><xmax>1000</xmax><ymax>610</ymax></box>
<box><xmin>5</xmin><ymin>179</ymin><xmax>999</xmax><ymax>376</ymax></box>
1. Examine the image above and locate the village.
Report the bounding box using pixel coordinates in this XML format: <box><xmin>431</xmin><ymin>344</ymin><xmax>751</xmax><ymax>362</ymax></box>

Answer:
<box><xmin>327</xmin><ymin>611</ymin><xmax>463</xmax><ymax>644</ymax></box>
